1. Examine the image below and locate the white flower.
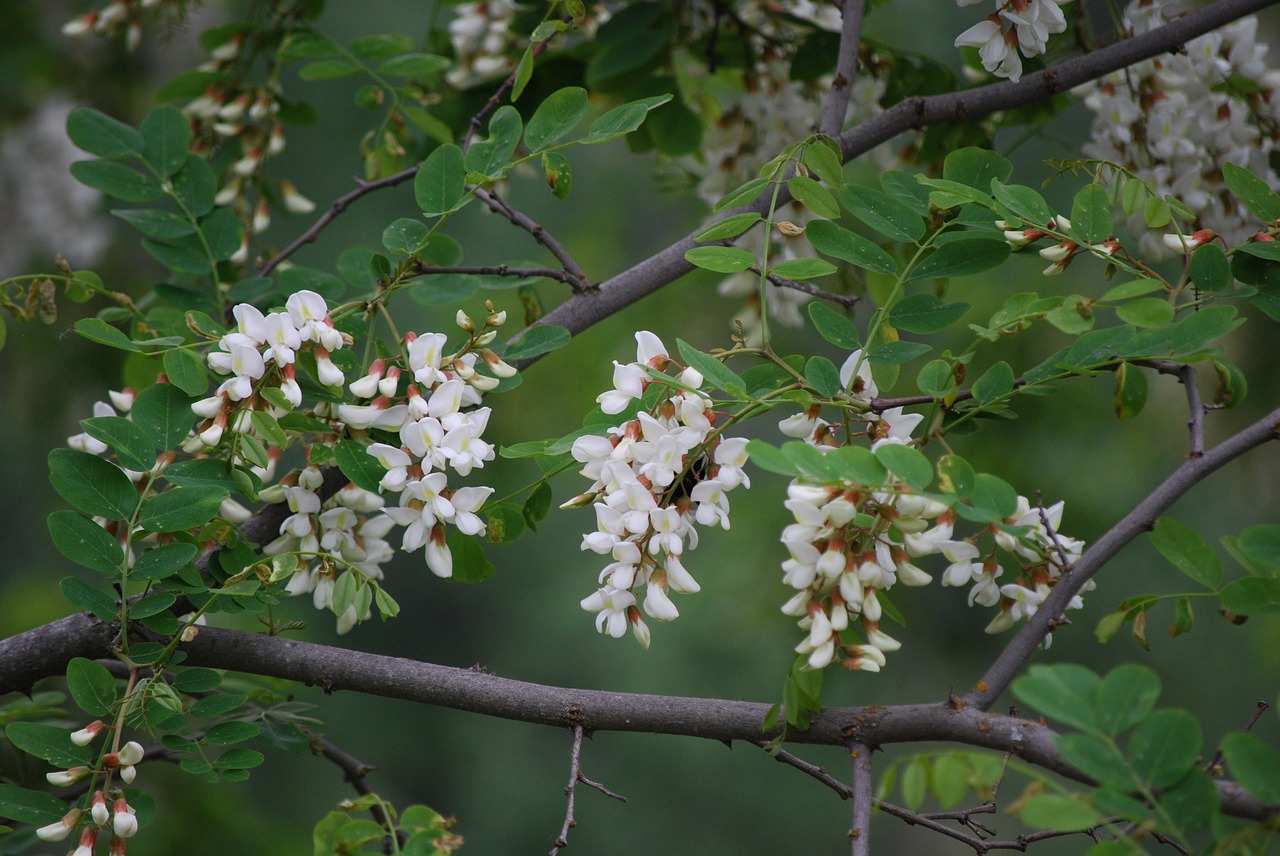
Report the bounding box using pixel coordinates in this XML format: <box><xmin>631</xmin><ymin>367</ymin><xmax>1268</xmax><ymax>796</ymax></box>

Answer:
<box><xmin>581</xmin><ymin>587</ymin><xmax>635</xmax><ymax>638</ymax></box>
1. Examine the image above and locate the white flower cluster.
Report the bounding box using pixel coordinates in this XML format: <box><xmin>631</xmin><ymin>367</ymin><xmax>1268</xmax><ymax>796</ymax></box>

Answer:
<box><xmin>1083</xmin><ymin>3</ymin><xmax>1280</xmax><ymax>256</ymax></box>
<box><xmin>37</xmin><ymin>727</ymin><xmax>143</xmax><ymax>853</ymax></box>
<box><xmin>61</xmin><ymin>0</ymin><xmax>180</xmax><ymax>52</ymax></box>
<box><xmin>182</xmin><ymin>33</ymin><xmax>314</xmax><ymax>261</ymax></box>
<box><xmin>572</xmin><ymin>332</ymin><xmax>750</xmax><ymax>647</ymax></box>
<box><xmin>192</xmin><ymin>289</ymin><xmax>346</xmax><ymax>450</ymax></box>
<box><xmin>778</xmin><ymin>351</ymin><xmax>1086</xmax><ymax>672</ymax></box>
<box><xmin>446</xmin><ymin>0</ymin><xmax>522</xmax><ymax>89</ymax></box>
<box><xmin>954</xmin><ymin>0</ymin><xmax>1073</xmax><ymax>83</ymax></box>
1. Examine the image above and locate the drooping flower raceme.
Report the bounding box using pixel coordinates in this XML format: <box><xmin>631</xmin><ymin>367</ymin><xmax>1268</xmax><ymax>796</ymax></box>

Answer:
<box><xmin>773</xmin><ymin>351</ymin><xmax>1086</xmax><ymax>672</ymax></box>
<box><xmin>570</xmin><ymin>331</ymin><xmax>751</xmax><ymax>647</ymax></box>
<box><xmin>1082</xmin><ymin>2</ymin><xmax>1280</xmax><ymax>256</ymax></box>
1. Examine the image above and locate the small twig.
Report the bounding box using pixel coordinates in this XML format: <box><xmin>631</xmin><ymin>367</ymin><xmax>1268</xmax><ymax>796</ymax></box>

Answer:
<box><xmin>756</xmin><ymin>741</ymin><xmax>854</xmax><ymax>798</ymax></box>
<box><xmin>819</xmin><ymin>0</ymin><xmax>868</xmax><ymax>137</ymax></box>
<box><xmin>748</xmin><ymin>264</ymin><xmax>860</xmax><ymax>308</ymax></box>
<box><xmin>307</xmin><ymin>730</ymin><xmax>408</xmax><ymax>851</ymax></box>
<box><xmin>849</xmin><ymin>741</ymin><xmax>874</xmax><ymax>856</ymax></box>
<box><xmin>1034</xmin><ymin>489</ymin><xmax>1073</xmax><ymax>571</ymax></box>
<box><xmin>550</xmin><ymin>725</ymin><xmax>625</xmax><ymax>855</ymax></box>
<box><xmin>1129</xmin><ymin>359</ymin><xmax>1205</xmax><ymax>457</ymax></box>
<box><xmin>1208</xmin><ymin>700</ymin><xmax>1271</xmax><ymax>775</ymax></box>
<box><xmin>459</xmin><ymin>39</ymin><xmax>554</xmax><ymax>152</ymax></box>
<box><xmin>407</xmin><ymin>262</ymin><xmax>584</xmax><ymax>289</ymax></box>
<box><xmin>474</xmin><ymin>186</ymin><xmax>591</xmax><ymax>292</ymax></box>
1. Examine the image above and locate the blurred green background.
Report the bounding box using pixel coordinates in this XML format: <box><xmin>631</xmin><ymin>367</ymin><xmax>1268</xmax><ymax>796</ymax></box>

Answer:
<box><xmin>2</xmin><ymin>2</ymin><xmax>1279</xmax><ymax>854</ymax></box>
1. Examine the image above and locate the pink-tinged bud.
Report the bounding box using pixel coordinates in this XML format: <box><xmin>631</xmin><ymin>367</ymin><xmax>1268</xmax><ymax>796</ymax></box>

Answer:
<box><xmin>218</xmin><ymin>93</ymin><xmax>251</xmax><ymax>122</ymax></box>
<box><xmin>378</xmin><ymin>365</ymin><xmax>401</xmax><ymax>398</ymax></box>
<box><xmin>91</xmin><ymin>790</ymin><xmax>110</xmax><ymax>825</ymax></box>
<box><xmin>314</xmin><ymin>349</ymin><xmax>345</xmax><ymax>387</ymax></box>
<box><xmin>191</xmin><ymin>394</ymin><xmax>224</xmax><ymax>419</ymax></box>
<box><xmin>35</xmin><ymin>808</ymin><xmax>82</xmax><ymax>842</ymax></box>
<box><xmin>1050</xmin><ymin>215</ymin><xmax>1071</xmax><ymax>232</ymax></box>
<box><xmin>232</xmin><ymin>147</ymin><xmax>261</xmax><ymax>177</ymax></box>
<box><xmin>209</xmin><ymin>34</ymin><xmax>242</xmax><ymax>62</ymax></box>
<box><xmin>71</xmin><ymin>825</ymin><xmax>97</xmax><ymax>856</ymax></box>
<box><xmin>349</xmin><ymin>359</ymin><xmax>385</xmax><ymax>399</ymax></box>
<box><xmin>425</xmin><ymin>525</ymin><xmax>452</xmax><ymax>578</ymax></box>
<box><xmin>280</xmin><ymin>180</ymin><xmax>315</xmax><ymax>214</ymax></box>
<box><xmin>71</xmin><ymin>720</ymin><xmax>106</xmax><ymax>747</ymax></box>
<box><xmin>119</xmin><ymin>764</ymin><xmax>137</xmax><ymax>784</ymax></box>
<box><xmin>109</xmin><ymin>833</ymin><xmax>129</xmax><ymax>855</ymax></box>
<box><xmin>267</xmin><ymin>124</ymin><xmax>286</xmax><ymax>156</ymax></box>
<box><xmin>1038</xmin><ymin>241</ymin><xmax>1076</xmax><ymax>263</ymax></box>
<box><xmin>485</xmin><ymin>309</ymin><xmax>507</xmax><ymax>328</ymax></box>
<box><xmin>230</xmin><ymin>236</ymin><xmax>250</xmax><ymax>265</ymax></box>
<box><xmin>480</xmin><ymin>350</ymin><xmax>518</xmax><ymax>378</ymax></box>
<box><xmin>1042</xmin><ymin>259</ymin><xmax>1069</xmax><ymax>277</ymax></box>
<box><xmin>107</xmin><ymin>389</ymin><xmax>135</xmax><ymax>413</ymax></box>
<box><xmin>62</xmin><ymin>13</ymin><xmax>98</xmax><ymax>36</ymax></box>
<box><xmin>1162</xmin><ymin>228</ymin><xmax>1215</xmax><ymax>253</ymax></box>
<box><xmin>628</xmin><ymin>606</ymin><xmax>651</xmax><ymax>649</ymax></box>
<box><xmin>112</xmin><ymin>799</ymin><xmax>138</xmax><ymax>838</ymax></box>
<box><xmin>468</xmin><ymin>372</ymin><xmax>500</xmax><ymax>392</ymax></box>
<box><xmin>455</xmin><ymin>310</ymin><xmax>475</xmax><ymax>333</ymax></box>
<box><xmin>46</xmin><ymin>766</ymin><xmax>90</xmax><ymax>787</ymax></box>
<box><xmin>251</xmin><ymin>198</ymin><xmax>271</xmax><ymax>234</ymax></box>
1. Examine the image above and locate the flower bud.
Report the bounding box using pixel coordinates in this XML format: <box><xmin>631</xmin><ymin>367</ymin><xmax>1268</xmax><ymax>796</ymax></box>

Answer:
<box><xmin>46</xmin><ymin>766</ymin><xmax>90</xmax><ymax>787</ymax></box>
<box><xmin>35</xmin><ymin>809</ymin><xmax>81</xmax><ymax>842</ymax></box>
<box><xmin>92</xmin><ymin>790</ymin><xmax>110</xmax><ymax>825</ymax></box>
<box><xmin>455</xmin><ymin>310</ymin><xmax>475</xmax><ymax>333</ymax></box>
<box><xmin>70</xmin><ymin>720</ymin><xmax>106</xmax><ymax>746</ymax></box>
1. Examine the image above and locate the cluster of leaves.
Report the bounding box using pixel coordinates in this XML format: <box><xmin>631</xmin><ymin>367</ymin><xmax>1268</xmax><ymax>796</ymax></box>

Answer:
<box><xmin>1011</xmin><ymin>662</ymin><xmax>1280</xmax><ymax>854</ymax></box>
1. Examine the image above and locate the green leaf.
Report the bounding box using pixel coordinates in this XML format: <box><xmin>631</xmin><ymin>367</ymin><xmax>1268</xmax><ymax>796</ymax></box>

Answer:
<box><xmin>1219</xmin><ymin>577</ymin><xmax>1280</xmax><ymax>614</ymax></box>
<box><xmin>1235</xmin><ymin>524</ymin><xmax>1280</xmax><ymax>578</ymax></box>
<box><xmin>580</xmin><ymin>95</ymin><xmax>671</xmax><ymax>144</ymax></box>
<box><xmin>873</xmin><ymin>444</ymin><xmax>932</xmax><ymax>490</ymax></box>
<box><xmin>992</xmin><ymin>179</ymin><xmax>1053</xmax><ymax>226</ymax></box>
<box><xmin>916</xmin><ymin>359</ymin><xmax>957</xmax><ymax>397</ymax></box>
<box><xmin>901</xmin><ymin>757</ymin><xmax>928</xmax><ymax>809</ymax></box>
<box><xmin>139</xmin><ymin>486</ymin><xmax>229</xmax><ymax>533</ymax></box>
<box><xmin>525</xmin><ymin>87</ymin><xmax>589</xmax><ymax>151</ymax></box>
<box><xmin>298</xmin><ymin>59</ymin><xmax>361</xmax><ymax>80</ymax></box>
<box><xmin>1143</xmin><ymin>195</ymin><xmax>1172</xmax><ymax>228</ymax></box>
<box><xmin>1011</xmin><ymin>663</ymin><xmax>1100</xmax><ymax>734</ymax></box>
<box><xmin>140</xmin><ymin>106</ymin><xmax>191</xmax><ymax>178</ymax></box>
<box><xmin>133</xmin><ymin>543</ymin><xmax>199</xmax><ymax>581</ymax></box>
<box><xmin>189</xmin><ymin>694</ymin><xmax>247</xmax><ymax>718</ymax></box>
<box><xmin>155</xmin><ymin>350</ymin><xmax>208</xmax><ymax>401</ymax></box>
<box><xmin>380</xmin><ymin>218</ymin><xmax>431</xmax><ymax>256</ymax></box>
<box><xmin>931</xmin><ymin>754</ymin><xmax>968</xmax><ymax>809</ymax></box>
<box><xmin>48</xmin><ymin>448</ymin><xmax>138</xmax><ymax>520</ymax></box>
<box><xmin>684</xmin><ymin>246</ymin><xmax>755</xmax><ymax>273</ymax></box>
<box><xmin>942</xmin><ymin>147</ymin><xmax>1012</xmax><ymax>190</ymax></box>
<box><xmin>867</xmin><ymin>341</ymin><xmax>930</xmax><ymax>365</ymax></box>
<box><xmin>1115</xmin><ymin>298</ymin><xmax>1173</xmax><ymax>328</ymax></box>
<box><xmin>787</xmin><ymin>176</ymin><xmax>840</xmax><ymax>219</ymax></box>
<box><xmin>204</xmin><ymin>721</ymin><xmax>261</xmax><ymax>746</ymax></box>
<box><xmin>334</xmin><ymin>440</ymin><xmax>385</xmax><ymax>493</ymax></box>
<box><xmin>47</xmin><ymin>510</ymin><xmax>124</xmax><ymax>575</ymax></box>
<box><xmin>112</xmin><ymin>208</ymin><xmax>195</xmax><ymax>241</ymax></box>
<box><xmin>132</xmin><ymin>383</ymin><xmax>196</xmax><ymax>450</ymax></box>
<box><xmin>1223</xmin><ymin>161</ymin><xmax>1280</xmax><ymax>222</ymax></box>
<box><xmin>695</xmin><ymin>213</ymin><xmax>762</xmax><ymax>242</ymax></box>
<box><xmin>379</xmin><ymin>52</ymin><xmax>450</xmax><ymax>77</ymax></box>
<box><xmin>249</xmin><ymin>411</ymin><xmax>287</xmax><ymax>448</ymax></box>
<box><xmin>808</xmin><ymin>302</ymin><xmax>860</xmax><ymax>349</ymax></box>
<box><xmin>5</xmin><ymin>722</ymin><xmax>91</xmax><ymax>769</ymax></box>
<box><xmin>1070</xmin><ymin>184</ymin><xmax>1113</xmax><ymax>244</ymax></box>
<box><xmin>935</xmin><ymin>454</ymin><xmax>974</xmax><ymax>498</ymax></box>
<box><xmin>1020</xmin><ymin>795</ymin><xmax>1101</xmax><ymax>831</ymax></box>
<box><xmin>1169</xmin><ymin>595</ymin><xmax>1195</xmax><ymax>637</ymax></box>
<box><xmin>60</xmin><ymin>576</ymin><xmax>118</xmax><ymax>620</ymax></box>
<box><xmin>803</xmin><ymin>356</ymin><xmax>840</xmax><ymax>397</ymax></box>
<box><xmin>164</xmin><ymin>459</ymin><xmax>252</xmax><ymax>493</ymax></box>
<box><xmin>66</xmin><ymin>657</ymin><xmax>117</xmax><ymax>718</ymax></box>
<box><xmin>806</xmin><ymin>220</ymin><xmax>897</xmax><ymax>275</ymax></box>
<box><xmin>908</xmin><ymin>238</ymin><xmax>1010</xmax><ymax>282</ymax></box>
<box><xmin>217</xmin><ymin>747</ymin><xmax>265</xmax><ymax>769</ymax></box>
<box><xmin>676</xmin><ymin>339</ymin><xmax>744</xmax><ymax>393</ymax></box>
<box><xmin>586</xmin><ymin>30</ymin><xmax>666</xmax><ymax>88</ymax></box>
<box><xmin>802</xmin><ymin>140</ymin><xmax>842</xmax><ymax>188</ymax></box>
<box><xmin>1221</xmin><ymin>733</ymin><xmax>1280</xmax><ymax>803</ymax></box>
<box><xmin>713</xmin><ymin>177</ymin><xmax>769</xmax><ymax>212</ymax></box>
<box><xmin>839</xmin><ymin>184</ymin><xmax>924</xmax><ymax>243</ymax></box>
<box><xmin>414</xmin><ymin>144</ymin><xmax>466</xmax><ymax>217</ymax></box>
<box><xmin>484</xmin><ymin>504</ymin><xmax>527</xmax><ymax>544</ymax></box>
<box><xmin>1189</xmin><ymin>244</ymin><xmax>1232</xmax><ymax>292</ymax></box>
<box><xmin>770</xmin><ymin>257</ymin><xmax>836</xmax><ymax>280</ymax></box>
<box><xmin>448</xmin><ymin>529</ymin><xmax>496</xmax><ymax>583</ymax></box>
<box><xmin>744</xmin><ymin>440</ymin><xmax>801</xmax><ymax>478</ymax></box>
<box><xmin>1055</xmin><ymin>734</ymin><xmax>1136</xmax><ymax>789</ymax></box>
<box><xmin>971</xmin><ymin>361</ymin><xmax>1014</xmax><ymax>404</ymax></box>
<box><xmin>523</xmin><ymin>481</ymin><xmax>552</xmax><ymax>531</ymax></box>
<box><xmin>504</xmin><ymin>325</ymin><xmax>572</xmax><ymax>361</ymax></box>
<box><xmin>1170</xmin><ymin>306</ymin><xmax>1243</xmax><ymax>355</ymax></box>
<box><xmin>1150</xmin><ymin>518</ymin><xmax>1222</xmax><ymax>588</ymax></box>
<box><xmin>828</xmin><ymin>446</ymin><xmax>887</xmax><ymax>485</ymax></box>
<box><xmin>143</xmin><ymin>237</ymin><xmax>210</xmax><ymax>277</ymax></box>
<box><xmin>0</xmin><ymin>783</ymin><xmax>68</xmax><ymax>825</ymax></box>
<box><xmin>200</xmin><ymin>207</ymin><xmax>243</xmax><ymax>262</ymax></box>
<box><xmin>170</xmin><ymin>155</ymin><xmax>217</xmax><ymax>217</ymax></box>
<box><xmin>67</xmin><ymin>108</ymin><xmax>145</xmax><ymax>160</ymax></box>
<box><xmin>1094</xmin><ymin>664</ymin><xmax>1161</xmax><ymax>735</ymax></box>
<box><xmin>1113</xmin><ymin>362</ymin><xmax>1147</xmax><ymax>422</ymax></box>
<box><xmin>74</xmin><ymin>317</ymin><xmax>140</xmax><ymax>352</ymax></box>
<box><xmin>409</xmin><ymin>274</ymin><xmax>478</xmax><ymax>307</ymax></box>
<box><xmin>1158</xmin><ymin>768</ymin><xmax>1218</xmax><ymax>832</ymax></box>
<box><xmin>70</xmin><ymin>160</ymin><xmax>165</xmax><ymax>202</ymax></box>
<box><xmin>541</xmin><ymin>150</ymin><xmax>572</xmax><ymax>199</ymax></box>
<box><xmin>890</xmin><ymin>294</ymin><xmax>969</xmax><ymax>334</ymax></box>
<box><xmin>1128</xmin><ymin>709</ymin><xmax>1200</xmax><ymax>788</ymax></box>
<box><xmin>1101</xmin><ymin>278</ymin><xmax>1163</xmax><ymax>301</ymax></box>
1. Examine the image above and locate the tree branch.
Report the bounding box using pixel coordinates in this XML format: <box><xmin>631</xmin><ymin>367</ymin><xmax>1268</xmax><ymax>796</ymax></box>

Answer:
<box><xmin>473</xmin><ymin>186</ymin><xmax>591</xmax><ymax>292</ymax></box>
<box><xmin>966</xmin><ymin>405</ymin><xmax>1280</xmax><ymax>711</ymax></box>
<box><xmin>819</xmin><ymin>0</ymin><xmax>867</xmax><ymax>137</ymax></box>
<box><xmin>522</xmin><ymin>0</ymin><xmax>1272</xmax><ymax>361</ymax></box>
<box><xmin>407</xmin><ymin>262</ymin><xmax>584</xmax><ymax>290</ymax></box>
<box><xmin>848</xmin><ymin>741</ymin><xmax>873</xmax><ymax>856</ymax></box>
